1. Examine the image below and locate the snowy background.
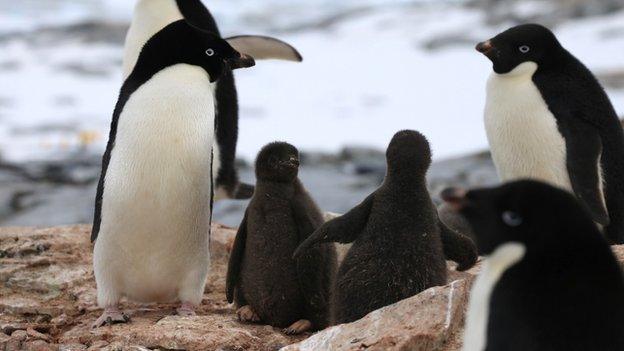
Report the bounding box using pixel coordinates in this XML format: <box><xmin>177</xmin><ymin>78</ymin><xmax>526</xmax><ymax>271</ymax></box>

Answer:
<box><xmin>0</xmin><ymin>0</ymin><xmax>623</xmax><ymax>226</ymax></box>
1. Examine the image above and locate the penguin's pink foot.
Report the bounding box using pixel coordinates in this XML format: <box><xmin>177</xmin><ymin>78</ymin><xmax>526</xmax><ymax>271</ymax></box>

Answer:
<box><xmin>236</xmin><ymin>305</ymin><xmax>260</xmax><ymax>323</ymax></box>
<box><xmin>176</xmin><ymin>302</ymin><xmax>197</xmax><ymax>317</ymax></box>
<box><xmin>92</xmin><ymin>306</ymin><xmax>129</xmax><ymax>328</ymax></box>
<box><xmin>283</xmin><ymin>319</ymin><xmax>312</xmax><ymax>335</ymax></box>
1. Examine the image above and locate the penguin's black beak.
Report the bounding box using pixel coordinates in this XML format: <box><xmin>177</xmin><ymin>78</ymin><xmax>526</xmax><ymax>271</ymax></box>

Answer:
<box><xmin>227</xmin><ymin>53</ymin><xmax>256</xmax><ymax>70</ymax></box>
<box><xmin>441</xmin><ymin>187</ymin><xmax>468</xmax><ymax>212</ymax></box>
<box><xmin>476</xmin><ymin>40</ymin><xmax>494</xmax><ymax>55</ymax></box>
<box><xmin>282</xmin><ymin>156</ymin><xmax>300</xmax><ymax>168</ymax></box>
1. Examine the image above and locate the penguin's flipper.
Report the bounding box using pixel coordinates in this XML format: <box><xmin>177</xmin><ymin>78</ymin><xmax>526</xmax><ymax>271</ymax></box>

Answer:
<box><xmin>91</xmin><ymin>120</ymin><xmax>118</xmax><ymax>243</ymax></box>
<box><xmin>565</xmin><ymin>124</ymin><xmax>610</xmax><ymax>226</ymax></box>
<box><xmin>438</xmin><ymin>219</ymin><xmax>478</xmax><ymax>271</ymax></box>
<box><xmin>225</xmin><ymin>35</ymin><xmax>303</xmax><ymax>62</ymax></box>
<box><xmin>226</xmin><ymin>211</ymin><xmax>249</xmax><ymax>303</ymax></box>
<box><xmin>293</xmin><ymin>193</ymin><xmax>374</xmax><ymax>259</ymax></box>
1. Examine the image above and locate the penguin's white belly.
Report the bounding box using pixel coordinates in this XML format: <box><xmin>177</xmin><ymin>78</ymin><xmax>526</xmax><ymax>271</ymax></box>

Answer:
<box><xmin>484</xmin><ymin>63</ymin><xmax>572</xmax><ymax>191</ymax></box>
<box><xmin>94</xmin><ymin>65</ymin><xmax>214</xmax><ymax>303</ymax></box>
<box><xmin>463</xmin><ymin>243</ymin><xmax>526</xmax><ymax>351</ymax></box>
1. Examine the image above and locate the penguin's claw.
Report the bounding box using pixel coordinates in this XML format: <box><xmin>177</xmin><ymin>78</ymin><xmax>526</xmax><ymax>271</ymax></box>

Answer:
<box><xmin>236</xmin><ymin>305</ymin><xmax>260</xmax><ymax>323</ymax></box>
<box><xmin>92</xmin><ymin>307</ymin><xmax>129</xmax><ymax>328</ymax></box>
<box><xmin>176</xmin><ymin>302</ymin><xmax>197</xmax><ymax>317</ymax></box>
<box><xmin>283</xmin><ymin>319</ymin><xmax>312</xmax><ymax>335</ymax></box>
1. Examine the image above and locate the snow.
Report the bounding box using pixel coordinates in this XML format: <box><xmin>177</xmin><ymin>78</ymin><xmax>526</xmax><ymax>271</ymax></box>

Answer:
<box><xmin>0</xmin><ymin>1</ymin><xmax>623</xmax><ymax>163</ymax></box>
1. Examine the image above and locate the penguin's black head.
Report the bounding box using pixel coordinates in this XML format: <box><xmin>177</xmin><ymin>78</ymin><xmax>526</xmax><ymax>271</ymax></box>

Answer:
<box><xmin>138</xmin><ymin>20</ymin><xmax>255</xmax><ymax>83</ymax></box>
<box><xmin>476</xmin><ymin>24</ymin><xmax>563</xmax><ymax>74</ymax></box>
<box><xmin>441</xmin><ymin>180</ymin><xmax>599</xmax><ymax>256</ymax></box>
<box><xmin>255</xmin><ymin>142</ymin><xmax>300</xmax><ymax>182</ymax></box>
<box><xmin>386</xmin><ymin>130</ymin><xmax>432</xmax><ymax>178</ymax></box>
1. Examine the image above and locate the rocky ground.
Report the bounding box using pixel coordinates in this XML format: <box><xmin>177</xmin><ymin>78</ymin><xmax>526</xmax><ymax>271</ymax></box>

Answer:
<box><xmin>2</xmin><ymin>224</ymin><xmax>623</xmax><ymax>351</ymax></box>
<box><xmin>0</xmin><ymin>224</ymin><xmax>305</xmax><ymax>351</ymax></box>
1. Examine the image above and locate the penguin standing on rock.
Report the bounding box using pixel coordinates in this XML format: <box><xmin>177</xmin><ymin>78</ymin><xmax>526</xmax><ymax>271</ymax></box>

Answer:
<box><xmin>294</xmin><ymin>130</ymin><xmax>478</xmax><ymax>324</ymax></box>
<box><xmin>442</xmin><ymin>180</ymin><xmax>624</xmax><ymax>351</ymax></box>
<box><xmin>91</xmin><ymin>20</ymin><xmax>255</xmax><ymax>328</ymax></box>
<box><xmin>226</xmin><ymin>142</ymin><xmax>337</xmax><ymax>335</ymax></box>
<box><xmin>123</xmin><ymin>0</ymin><xmax>303</xmax><ymax>200</ymax></box>
<box><xmin>477</xmin><ymin>24</ymin><xmax>624</xmax><ymax>244</ymax></box>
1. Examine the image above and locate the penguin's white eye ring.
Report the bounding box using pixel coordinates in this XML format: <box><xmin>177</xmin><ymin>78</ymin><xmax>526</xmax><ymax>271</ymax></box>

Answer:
<box><xmin>519</xmin><ymin>45</ymin><xmax>530</xmax><ymax>53</ymax></box>
<box><xmin>205</xmin><ymin>48</ymin><xmax>215</xmax><ymax>56</ymax></box>
<box><xmin>502</xmin><ymin>211</ymin><xmax>523</xmax><ymax>227</ymax></box>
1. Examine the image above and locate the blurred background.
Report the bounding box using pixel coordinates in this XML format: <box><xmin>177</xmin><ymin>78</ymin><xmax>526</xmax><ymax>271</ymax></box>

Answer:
<box><xmin>0</xmin><ymin>0</ymin><xmax>623</xmax><ymax>227</ymax></box>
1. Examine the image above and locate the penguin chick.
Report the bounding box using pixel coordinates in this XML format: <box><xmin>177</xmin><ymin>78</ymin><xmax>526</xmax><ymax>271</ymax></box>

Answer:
<box><xmin>294</xmin><ymin>130</ymin><xmax>478</xmax><ymax>324</ymax></box>
<box><xmin>226</xmin><ymin>142</ymin><xmax>337</xmax><ymax>334</ymax></box>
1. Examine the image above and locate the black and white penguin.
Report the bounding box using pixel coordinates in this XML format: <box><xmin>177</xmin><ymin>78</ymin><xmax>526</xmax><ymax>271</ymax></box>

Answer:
<box><xmin>226</xmin><ymin>142</ymin><xmax>337</xmax><ymax>334</ymax></box>
<box><xmin>294</xmin><ymin>130</ymin><xmax>478</xmax><ymax>324</ymax></box>
<box><xmin>477</xmin><ymin>23</ymin><xmax>624</xmax><ymax>244</ymax></box>
<box><xmin>442</xmin><ymin>180</ymin><xmax>624</xmax><ymax>351</ymax></box>
<box><xmin>123</xmin><ymin>0</ymin><xmax>303</xmax><ymax>200</ymax></box>
<box><xmin>91</xmin><ymin>20</ymin><xmax>256</xmax><ymax>328</ymax></box>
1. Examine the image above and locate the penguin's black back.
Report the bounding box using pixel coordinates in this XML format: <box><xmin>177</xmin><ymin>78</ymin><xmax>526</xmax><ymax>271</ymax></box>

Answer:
<box><xmin>333</xmin><ymin>177</ymin><xmax>447</xmax><ymax>324</ymax></box>
<box><xmin>175</xmin><ymin>0</ymin><xmax>220</xmax><ymax>35</ymax></box>
<box><xmin>533</xmin><ymin>50</ymin><xmax>624</xmax><ymax>244</ymax></box>
<box><xmin>176</xmin><ymin>0</ymin><xmax>245</xmax><ymax>197</ymax></box>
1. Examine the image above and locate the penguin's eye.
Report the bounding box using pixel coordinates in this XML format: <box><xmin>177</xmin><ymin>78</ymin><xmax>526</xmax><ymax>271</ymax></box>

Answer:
<box><xmin>518</xmin><ymin>45</ymin><xmax>530</xmax><ymax>54</ymax></box>
<box><xmin>205</xmin><ymin>48</ymin><xmax>215</xmax><ymax>57</ymax></box>
<box><xmin>502</xmin><ymin>211</ymin><xmax>523</xmax><ymax>227</ymax></box>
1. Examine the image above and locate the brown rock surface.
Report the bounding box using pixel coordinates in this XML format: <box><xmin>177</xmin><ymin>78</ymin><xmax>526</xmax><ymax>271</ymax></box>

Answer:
<box><xmin>283</xmin><ymin>244</ymin><xmax>624</xmax><ymax>351</ymax></box>
<box><xmin>1</xmin><ymin>225</ymin><xmax>622</xmax><ymax>351</ymax></box>
<box><xmin>0</xmin><ymin>225</ymin><xmax>305</xmax><ymax>351</ymax></box>
<box><xmin>281</xmin><ymin>280</ymin><xmax>471</xmax><ymax>351</ymax></box>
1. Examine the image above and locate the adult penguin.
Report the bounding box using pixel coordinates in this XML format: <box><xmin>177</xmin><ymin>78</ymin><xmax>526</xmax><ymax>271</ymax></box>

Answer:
<box><xmin>91</xmin><ymin>20</ymin><xmax>255</xmax><ymax>327</ymax></box>
<box><xmin>123</xmin><ymin>0</ymin><xmax>303</xmax><ymax>199</ymax></box>
<box><xmin>442</xmin><ymin>180</ymin><xmax>624</xmax><ymax>351</ymax></box>
<box><xmin>477</xmin><ymin>23</ymin><xmax>624</xmax><ymax>244</ymax></box>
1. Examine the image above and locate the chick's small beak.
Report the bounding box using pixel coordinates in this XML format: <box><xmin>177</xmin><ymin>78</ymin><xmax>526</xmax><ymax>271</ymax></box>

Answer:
<box><xmin>289</xmin><ymin>157</ymin><xmax>300</xmax><ymax>167</ymax></box>
<box><xmin>475</xmin><ymin>40</ymin><xmax>493</xmax><ymax>54</ymax></box>
<box><xmin>441</xmin><ymin>187</ymin><xmax>468</xmax><ymax>212</ymax></box>
<box><xmin>227</xmin><ymin>53</ymin><xmax>255</xmax><ymax>70</ymax></box>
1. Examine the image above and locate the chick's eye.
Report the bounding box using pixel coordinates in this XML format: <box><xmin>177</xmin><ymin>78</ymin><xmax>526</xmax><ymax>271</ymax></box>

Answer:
<box><xmin>502</xmin><ymin>211</ymin><xmax>523</xmax><ymax>227</ymax></box>
<box><xmin>205</xmin><ymin>48</ymin><xmax>215</xmax><ymax>56</ymax></box>
<box><xmin>519</xmin><ymin>45</ymin><xmax>530</xmax><ymax>53</ymax></box>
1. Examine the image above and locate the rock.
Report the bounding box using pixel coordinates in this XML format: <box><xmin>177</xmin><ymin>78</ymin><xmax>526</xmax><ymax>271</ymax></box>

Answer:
<box><xmin>10</xmin><ymin>330</ymin><xmax>28</xmax><ymax>342</ymax></box>
<box><xmin>283</xmin><ymin>244</ymin><xmax>623</xmax><ymax>351</ymax></box>
<box><xmin>282</xmin><ymin>280</ymin><xmax>472</xmax><ymax>351</ymax></box>
<box><xmin>26</xmin><ymin>327</ymin><xmax>51</xmax><ymax>342</ymax></box>
<box><xmin>23</xmin><ymin>339</ymin><xmax>55</xmax><ymax>351</ymax></box>
<box><xmin>0</xmin><ymin>224</ymin><xmax>306</xmax><ymax>351</ymax></box>
<box><xmin>59</xmin><ymin>344</ymin><xmax>87</xmax><ymax>351</ymax></box>
<box><xmin>2</xmin><ymin>226</ymin><xmax>623</xmax><ymax>350</ymax></box>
